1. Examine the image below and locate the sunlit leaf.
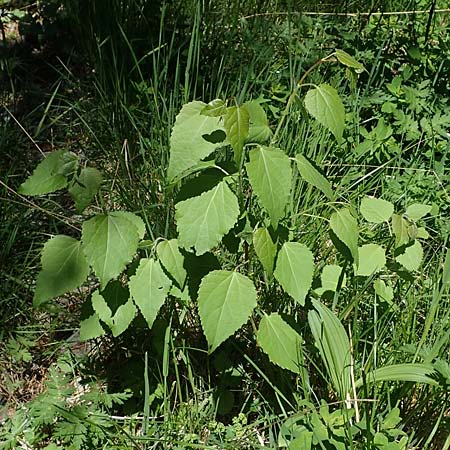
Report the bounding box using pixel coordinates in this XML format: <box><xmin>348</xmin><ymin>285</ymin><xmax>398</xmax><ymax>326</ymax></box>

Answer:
<box><xmin>79</xmin><ymin>314</ymin><xmax>105</xmax><ymax>341</ymax></box>
<box><xmin>198</xmin><ymin>270</ymin><xmax>257</xmax><ymax>352</ymax></box>
<box><xmin>253</xmin><ymin>227</ymin><xmax>277</xmax><ymax>275</ymax></box>
<box><xmin>201</xmin><ymin>99</ymin><xmax>226</xmax><ymax>117</ymax></box>
<box><xmin>335</xmin><ymin>49</ymin><xmax>364</xmax><ymax>73</ymax></box>
<box><xmin>295</xmin><ymin>154</ymin><xmax>334</xmax><ymax>200</ymax></box>
<box><xmin>157</xmin><ymin>239</ymin><xmax>187</xmax><ymax>287</ymax></box>
<box><xmin>391</xmin><ymin>214</ymin><xmax>411</xmax><ymax>248</ymax></box>
<box><xmin>360</xmin><ymin>197</ymin><xmax>394</xmax><ymax>223</ymax></box>
<box><xmin>330</xmin><ymin>208</ymin><xmax>359</xmax><ymax>264</ymax></box>
<box><xmin>373</xmin><ymin>279</ymin><xmax>394</xmax><ymax>303</ymax></box>
<box><xmin>68</xmin><ymin>167</ymin><xmax>103</xmax><ymax>213</ymax></box>
<box><xmin>315</xmin><ymin>265</ymin><xmax>344</xmax><ymax>296</ymax></box>
<box><xmin>224</xmin><ymin>105</ymin><xmax>250</xmax><ymax>164</ymax></box>
<box><xmin>396</xmin><ymin>240</ymin><xmax>423</xmax><ymax>271</ymax></box>
<box><xmin>244</xmin><ymin>100</ymin><xmax>272</xmax><ymax>143</ymax></box>
<box><xmin>405</xmin><ymin>203</ymin><xmax>432</xmax><ymax>221</ymax></box>
<box><xmin>357</xmin><ymin>244</ymin><xmax>386</xmax><ymax>276</ymax></box>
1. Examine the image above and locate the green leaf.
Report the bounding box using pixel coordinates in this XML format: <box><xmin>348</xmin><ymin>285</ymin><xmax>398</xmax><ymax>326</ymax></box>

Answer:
<box><xmin>295</xmin><ymin>154</ymin><xmax>334</xmax><ymax>200</ymax></box>
<box><xmin>198</xmin><ymin>270</ymin><xmax>257</xmax><ymax>352</ymax></box>
<box><xmin>244</xmin><ymin>100</ymin><xmax>272</xmax><ymax>143</ymax></box>
<box><xmin>405</xmin><ymin>203</ymin><xmax>432</xmax><ymax>221</ymax></box>
<box><xmin>396</xmin><ymin>240</ymin><xmax>423</xmax><ymax>271</ymax></box>
<box><xmin>253</xmin><ymin>227</ymin><xmax>277</xmax><ymax>275</ymax></box>
<box><xmin>68</xmin><ymin>167</ymin><xmax>103</xmax><ymax>213</ymax></box>
<box><xmin>416</xmin><ymin>227</ymin><xmax>429</xmax><ymax>239</ymax></box>
<box><xmin>257</xmin><ymin>313</ymin><xmax>303</xmax><ymax>373</ymax></box>
<box><xmin>315</xmin><ymin>265</ymin><xmax>344</xmax><ymax>296</ymax></box>
<box><xmin>201</xmin><ymin>99</ymin><xmax>227</xmax><ymax>117</ymax></box>
<box><xmin>19</xmin><ymin>150</ymin><xmax>69</xmax><ymax>195</ymax></box>
<box><xmin>373</xmin><ymin>279</ymin><xmax>394</xmax><ymax>303</ymax></box>
<box><xmin>110</xmin><ymin>299</ymin><xmax>137</xmax><ymax>337</ymax></box>
<box><xmin>167</xmin><ymin>101</ymin><xmax>225</xmax><ymax>182</ymax></box>
<box><xmin>274</xmin><ymin>242</ymin><xmax>314</xmax><ymax>306</ymax></box>
<box><xmin>92</xmin><ymin>290</ymin><xmax>113</xmax><ymax>327</ymax></box>
<box><xmin>309</xmin><ymin>300</ymin><xmax>351</xmax><ymax>399</ymax></box>
<box><xmin>156</xmin><ymin>239</ymin><xmax>187</xmax><ymax>287</ymax></box>
<box><xmin>335</xmin><ymin>49</ymin><xmax>364</xmax><ymax>73</ymax></box>
<box><xmin>34</xmin><ymin>236</ymin><xmax>90</xmax><ymax>307</ymax></box>
<box><xmin>175</xmin><ymin>179</ymin><xmax>240</xmax><ymax>255</ymax></box>
<box><xmin>304</xmin><ymin>83</ymin><xmax>345</xmax><ymax>143</ymax></box>
<box><xmin>330</xmin><ymin>208</ymin><xmax>359</xmax><ymax>264</ymax></box>
<box><xmin>391</xmin><ymin>214</ymin><xmax>411</xmax><ymax>248</ymax></box>
<box><xmin>224</xmin><ymin>105</ymin><xmax>250</xmax><ymax>164</ymax></box>
<box><xmin>246</xmin><ymin>146</ymin><xmax>292</xmax><ymax>228</ymax></box>
<box><xmin>79</xmin><ymin>314</ymin><xmax>105</xmax><ymax>341</ymax></box>
<box><xmin>355</xmin><ymin>363</ymin><xmax>438</xmax><ymax>388</ymax></box>
<box><xmin>111</xmin><ymin>211</ymin><xmax>146</xmax><ymax>240</ymax></box>
<box><xmin>129</xmin><ymin>258</ymin><xmax>172</xmax><ymax>329</ymax></box>
<box><xmin>81</xmin><ymin>212</ymin><xmax>141</xmax><ymax>288</ymax></box>
<box><xmin>357</xmin><ymin>244</ymin><xmax>386</xmax><ymax>276</ymax></box>
<box><xmin>360</xmin><ymin>197</ymin><xmax>394</xmax><ymax>223</ymax></box>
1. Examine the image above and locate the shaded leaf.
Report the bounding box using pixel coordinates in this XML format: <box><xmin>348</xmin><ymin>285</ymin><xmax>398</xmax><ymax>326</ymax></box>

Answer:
<box><xmin>246</xmin><ymin>146</ymin><xmax>292</xmax><ymax>228</ymax></box>
<box><xmin>253</xmin><ymin>227</ymin><xmax>277</xmax><ymax>275</ymax></box>
<box><xmin>274</xmin><ymin>242</ymin><xmax>314</xmax><ymax>306</ymax></box>
<box><xmin>304</xmin><ymin>84</ymin><xmax>345</xmax><ymax>143</ymax></box>
<box><xmin>79</xmin><ymin>314</ymin><xmax>105</xmax><ymax>341</ymax></box>
<box><xmin>34</xmin><ymin>235</ymin><xmax>90</xmax><ymax>307</ymax></box>
<box><xmin>129</xmin><ymin>258</ymin><xmax>172</xmax><ymax>329</ymax></box>
<box><xmin>201</xmin><ymin>99</ymin><xmax>227</xmax><ymax>117</ymax></box>
<box><xmin>68</xmin><ymin>167</ymin><xmax>103</xmax><ymax>213</ymax></box>
<box><xmin>295</xmin><ymin>154</ymin><xmax>334</xmax><ymax>200</ymax></box>
<box><xmin>335</xmin><ymin>49</ymin><xmax>364</xmax><ymax>73</ymax></box>
<box><xmin>176</xmin><ymin>179</ymin><xmax>239</xmax><ymax>255</ymax></box>
<box><xmin>257</xmin><ymin>313</ymin><xmax>303</xmax><ymax>373</ymax></box>
<box><xmin>167</xmin><ymin>101</ymin><xmax>225</xmax><ymax>182</ymax></box>
<box><xmin>198</xmin><ymin>270</ymin><xmax>257</xmax><ymax>352</ymax></box>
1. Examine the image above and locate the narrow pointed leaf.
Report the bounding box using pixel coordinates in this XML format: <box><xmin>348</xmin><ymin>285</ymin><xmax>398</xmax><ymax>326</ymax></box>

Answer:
<box><xmin>257</xmin><ymin>313</ymin><xmax>303</xmax><ymax>373</ymax></box>
<box><xmin>253</xmin><ymin>227</ymin><xmax>277</xmax><ymax>275</ymax></box>
<box><xmin>91</xmin><ymin>290</ymin><xmax>113</xmax><ymax>327</ymax></box>
<box><xmin>295</xmin><ymin>154</ymin><xmax>334</xmax><ymax>200</ymax></box>
<box><xmin>246</xmin><ymin>146</ymin><xmax>292</xmax><ymax>228</ymax></box>
<box><xmin>392</xmin><ymin>214</ymin><xmax>411</xmax><ymax>248</ymax></box>
<box><xmin>355</xmin><ymin>364</ymin><xmax>438</xmax><ymax>388</ymax></box>
<box><xmin>244</xmin><ymin>100</ymin><xmax>272</xmax><ymax>143</ymax></box>
<box><xmin>360</xmin><ymin>197</ymin><xmax>394</xmax><ymax>223</ymax></box>
<box><xmin>335</xmin><ymin>49</ymin><xmax>364</xmax><ymax>73</ymax></box>
<box><xmin>330</xmin><ymin>208</ymin><xmax>359</xmax><ymax>264</ymax></box>
<box><xmin>396</xmin><ymin>240</ymin><xmax>423</xmax><ymax>271</ymax></box>
<box><xmin>68</xmin><ymin>167</ymin><xmax>102</xmax><ymax>213</ymax></box>
<box><xmin>167</xmin><ymin>101</ymin><xmax>225</xmax><ymax>182</ymax></box>
<box><xmin>82</xmin><ymin>212</ymin><xmax>140</xmax><ymax>288</ymax></box>
<box><xmin>129</xmin><ymin>258</ymin><xmax>172</xmax><ymax>329</ymax></box>
<box><xmin>157</xmin><ymin>239</ymin><xmax>187</xmax><ymax>287</ymax></box>
<box><xmin>175</xmin><ymin>179</ymin><xmax>239</xmax><ymax>255</ymax></box>
<box><xmin>357</xmin><ymin>244</ymin><xmax>386</xmax><ymax>276</ymax></box>
<box><xmin>309</xmin><ymin>300</ymin><xmax>351</xmax><ymax>399</ymax></box>
<box><xmin>274</xmin><ymin>242</ymin><xmax>314</xmax><ymax>306</ymax></box>
<box><xmin>224</xmin><ymin>105</ymin><xmax>250</xmax><ymax>164</ymax></box>
<box><xmin>304</xmin><ymin>84</ymin><xmax>345</xmax><ymax>143</ymax></box>
<box><xmin>198</xmin><ymin>270</ymin><xmax>257</xmax><ymax>352</ymax></box>
<box><xmin>19</xmin><ymin>150</ymin><xmax>69</xmax><ymax>195</ymax></box>
<box><xmin>34</xmin><ymin>235</ymin><xmax>90</xmax><ymax>306</ymax></box>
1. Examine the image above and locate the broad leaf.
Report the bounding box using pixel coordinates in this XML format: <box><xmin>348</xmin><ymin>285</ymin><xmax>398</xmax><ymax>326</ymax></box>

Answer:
<box><xmin>201</xmin><ymin>99</ymin><xmax>227</xmax><ymax>117</ymax></box>
<box><xmin>246</xmin><ymin>146</ymin><xmax>292</xmax><ymax>228</ymax></box>
<box><xmin>111</xmin><ymin>211</ymin><xmax>146</xmax><ymax>240</ymax></box>
<box><xmin>82</xmin><ymin>212</ymin><xmax>141</xmax><ymax>288</ymax></box>
<box><xmin>304</xmin><ymin>83</ymin><xmax>345</xmax><ymax>143</ymax></box>
<box><xmin>257</xmin><ymin>313</ymin><xmax>303</xmax><ymax>373</ymax></box>
<box><xmin>357</xmin><ymin>244</ymin><xmax>386</xmax><ymax>276</ymax></box>
<box><xmin>355</xmin><ymin>364</ymin><xmax>438</xmax><ymax>388</ymax></box>
<box><xmin>360</xmin><ymin>197</ymin><xmax>394</xmax><ymax>223</ymax></box>
<box><xmin>295</xmin><ymin>154</ymin><xmax>334</xmax><ymax>200</ymax></box>
<box><xmin>315</xmin><ymin>265</ymin><xmax>344</xmax><ymax>296</ymax></box>
<box><xmin>391</xmin><ymin>214</ymin><xmax>411</xmax><ymax>248</ymax></box>
<box><xmin>198</xmin><ymin>270</ymin><xmax>257</xmax><ymax>352</ymax></box>
<box><xmin>92</xmin><ymin>290</ymin><xmax>113</xmax><ymax>327</ymax></box>
<box><xmin>335</xmin><ymin>49</ymin><xmax>364</xmax><ymax>73</ymax></box>
<box><xmin>34</xmin><ymin>235</ymin><xmax>90</xmax><ymax>306</ymax></box>
<box><xmin>274</xmin><ymin>242</ymin><xmax>314</xmax><ymax>306</ymax></box>
<box><xmin>129</xmin><ymin>258</ymin><xmax>172</xmax><ymax>329</ymax></box>
<box><xmin>405</xmin><ymin>203</ymin><xmax>432</xmax><ymax>221</ymax></box>
<box><xmin>110</xmin><ymin>299</ymin><xmax>137</xmax><ymax>337</ymax></box>
<box><xmin>175</xmin><ymin>179</ymin><xmax>239</xmax><ymax>255</ymax></box>
<box><xmin>330</xmin><ymin>208</ymin><xmax>359</xmax><ymax>264</ymax></box>
<box><xmin>79</xmin><ymin>314</ymin><xmax>105</xmax><ymax>341</ymax></box>
<box><xmin>373</xmin><ymin>279</ymin><xmax>394</xmax><ymax>303</ymax></box>
<box><xmin>253</xmin><ymin>227</ymin><xmax>277</xmax><ymax>275</ymax></box>
<box><xmin>309</xmin><ymin>300</ymin><xmax>351</xmax><ymax>399</ymax></box>
<box><xmin>157</xmin><ymin>239</ymin><xmax>187</xmax><ymax>287</ymax></box>
<box><xmin>224</xmin><ymin>105</ymin><xmax>250</xmax><ymax>164</ymax></box>
<box><xmin>244</xmin><ymin>100</ymin><xmax>272</xmax><ymax>143</ymax></box>
<box><xmin>396</xmin><ymin>240</ymin><xmax>423</xmax><ymax>271</ymax></box>
<box><xmin>19</xmin><ymin>150</ymin><xmax>69</xmax><ymax>195</ymax></box>
<box><xmin>167</xmin><ymin>101</ymin><xmax>225</xmax><ymax>182</ymax></box>
<box><xmin>68</xmin><ymin>167</ymin><xmax>103</xmax><ymax>213</ymax></box>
